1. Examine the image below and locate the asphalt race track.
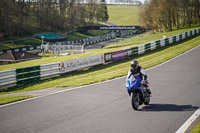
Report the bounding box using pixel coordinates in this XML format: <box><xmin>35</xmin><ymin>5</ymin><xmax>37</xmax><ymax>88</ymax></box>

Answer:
<box><xmin>0</xmin><ymin>46</ymin><xmax>200</xmax><ymax>133</ymax></box>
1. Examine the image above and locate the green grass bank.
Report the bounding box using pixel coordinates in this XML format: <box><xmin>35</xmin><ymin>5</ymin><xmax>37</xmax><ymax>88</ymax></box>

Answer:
<box><xmin>107</xmin><ymin>5</ymin><xmax>140</xmax><ymax>25</ymax></box>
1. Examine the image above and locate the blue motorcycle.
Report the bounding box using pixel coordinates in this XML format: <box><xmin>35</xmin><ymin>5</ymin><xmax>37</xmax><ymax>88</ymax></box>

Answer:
<box><xmin>125</xmin><ymin>76</ymin><xmax>150</xmax><ymax>110</ymax></box>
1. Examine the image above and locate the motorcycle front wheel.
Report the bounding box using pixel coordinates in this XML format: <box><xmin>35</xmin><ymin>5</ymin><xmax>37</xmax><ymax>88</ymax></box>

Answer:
<box><xmin>131</xmin><ymin>92</ymin><xmax>140</xmax><ymax>110</ymax></box>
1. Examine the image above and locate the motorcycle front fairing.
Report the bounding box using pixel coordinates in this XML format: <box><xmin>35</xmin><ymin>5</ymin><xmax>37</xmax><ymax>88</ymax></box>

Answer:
<box><xmin>126</xmin><ymin>76</ymin><xmax>144</xmax><ymax>96</ymax></box>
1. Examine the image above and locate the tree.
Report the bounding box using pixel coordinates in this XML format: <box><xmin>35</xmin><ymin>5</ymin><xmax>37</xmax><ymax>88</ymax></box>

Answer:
<box><xmin>0</xmin><ymin>0</ymin><xmax>110</xmax><ymax>37</ymax></box>
<box><xmin>139</xmin><ymin>0</ymin><xmax>200</xmax><ymax>32</ymax></box>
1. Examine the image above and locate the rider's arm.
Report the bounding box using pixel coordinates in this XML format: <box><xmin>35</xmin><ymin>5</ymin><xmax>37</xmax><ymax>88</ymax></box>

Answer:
<box><xmin>140</xmin><ymin>67</ymin><xmax>147</xmax><ymax>80</ymax></box>
<box><xmin>126</xmin><ymin>69</ymin><xmax>132</xmax><ymax>82</ymax></box>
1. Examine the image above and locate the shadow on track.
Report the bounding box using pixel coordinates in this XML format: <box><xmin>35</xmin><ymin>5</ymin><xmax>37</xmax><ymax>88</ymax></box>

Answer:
<box><xmin>139</xmin><ymin>104</ymin><xmax>198</xmax><ymax>112</ymax></box>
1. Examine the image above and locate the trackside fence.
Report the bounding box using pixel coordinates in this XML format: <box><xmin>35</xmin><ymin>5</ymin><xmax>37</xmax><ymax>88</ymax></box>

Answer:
<box><xmin>0</xmin><ymin>29</ymin><xmax>199</xmax><ymax>90</ymax></box>
<box><xmin>0</xmin><ymin>46</ymin><xmax>41</xmax><ymax>55</ymax></box>
<box><xmin>16</xmin><ymin>66</ymin><xmax>40</xmax><ymax>84</ymax></box>
<box><xmin>40</xmin><ymin>63</ymin><xmax>60</xmax><ymax>80</ymax></box>
<box><xmin>0</xmin><ymin>69</ymin><xmax>17</xmax><ymax>90</ymax></box>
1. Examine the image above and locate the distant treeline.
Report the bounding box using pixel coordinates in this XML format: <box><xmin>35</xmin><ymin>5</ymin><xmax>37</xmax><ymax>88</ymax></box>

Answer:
<box><xmin>139</xmin><ymin>0</ymin><xmax>200</xmax><ymax>31</ymax></box>
<box><xmin>0</xmin><ymin>0</ymin><xmax>109</xmax><ymax>37</ymax></box>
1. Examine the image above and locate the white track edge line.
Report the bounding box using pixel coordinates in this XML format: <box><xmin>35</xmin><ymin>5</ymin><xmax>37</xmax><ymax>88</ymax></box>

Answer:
<box><xmin>175</xmin><ymin>107</ymin><xmax>200</xmax><ymax>133</ymax></box>
<box><xmin>0</xmin><ymin>45</ymin><xmax>200</xmax><ymax>108</ymax></box>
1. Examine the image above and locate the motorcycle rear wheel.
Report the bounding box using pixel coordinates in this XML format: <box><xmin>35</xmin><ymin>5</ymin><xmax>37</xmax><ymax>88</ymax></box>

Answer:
<box><xmin>131</xmin><ymin>92</ymin><xmax>140</xmax><ymax>110</ymax></box>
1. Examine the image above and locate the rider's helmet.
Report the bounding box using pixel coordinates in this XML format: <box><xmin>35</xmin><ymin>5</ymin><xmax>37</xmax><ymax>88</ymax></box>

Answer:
<box><xmin>131</xmin><ymin>60</ymin><xmax>138</xmax><ymax>70</ymax></box>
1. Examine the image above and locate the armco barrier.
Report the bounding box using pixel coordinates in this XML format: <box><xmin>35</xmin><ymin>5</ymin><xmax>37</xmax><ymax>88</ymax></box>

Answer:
<box><xmin>131</xmin><ymin>47</ymin><xmax>138</xmax><ymax>56</ymax></box>
<box><xmin>145</xmin><ymin>43</ymin><xmax>151</xmax><ymax>52</ymax></box>
<box><xmin>156</xmin><ymin>40</ymin><xmax>161</xmax><ymax>48</ymax></box>
<box><xmin>0</xmin><ymin>69</ymin><xmax>17</xmax><ymax>90</ymax></box>
<box><xmin>0</xmin><ymin>46</ymin><xmax>41</xmax><ymax>55</ymax></box>
<box><xmin>138</xmin><ymin>45</ymin><xmax>145</xmax><ymax>55</ymax></box>
<box><xmin>104</xmin><ymin>28</ymin><xmax>200</xmax><ymax>63</ymax></box>
<box><xmin>0</xmin><ymin>29</ymin><xmax>199</xmax><ymax>90</ymax></box>
<box><xmin>173</xmin><ymin>36</ymin><xmax>176</xmax><ymax>42</ymax></box>
<box><xmin>179</xmin><ymin>34</ymin><xmax>182</xmax><ymax>41</ymax></box>
<box><xmin>169</xmin><ymin>36</ymin><xmax>173</xmax><ymax>44</ymax></box>
<box><xmin>16</xmin><ymin>66</ymin><xmax>40</xmax><ymax>84</ymax></box>
<box><xmin>165</xmin><ymin>38</ymin><xmax>169</xmax><ymax>45</ymax></box>
<box><xmin>151</xmin><ymin>41</ymin><xmax>156</xmax><ymax>50</ymax></box>
<box><xmin>16</xmin><ymin>63</ymin><xmax>60</xmax><ymax>84</ymax></box>
<box><xmin>40</xmin><ymin>63</ymin><xmax>60</xmax><ymax>80</ymax></box>
<box><xmin>160</xmin><ymin>39</ymin><xmax>165</xmax><ymax>47</ymax></box>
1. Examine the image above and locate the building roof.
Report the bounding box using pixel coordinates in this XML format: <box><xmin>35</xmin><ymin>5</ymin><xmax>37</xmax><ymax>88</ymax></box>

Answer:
<box><xmin>0</xmin><ymin>52</ymin><xmax>41</xmax><ymax>62</ymax></box>
<box><xmin>34</xmin><ymin>32</ymin><xmax>67</xmax><ymax>42</ymax></box>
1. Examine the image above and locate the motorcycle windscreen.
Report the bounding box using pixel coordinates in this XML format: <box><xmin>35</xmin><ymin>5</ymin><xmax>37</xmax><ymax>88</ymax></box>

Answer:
<box><xmin>131</xmin><ymin>76</ymin><xmax>142</xmax><ymax>89</ymax></box>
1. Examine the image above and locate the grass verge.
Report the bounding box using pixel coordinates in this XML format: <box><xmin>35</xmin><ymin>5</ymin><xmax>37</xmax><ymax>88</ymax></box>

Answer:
<box><xmin>0</xmin><ymin>95</ymin><xmax>34</xmax><ymax>105</ymax></box>
<box><xmin>0</xmin><ymin>35</ymin><xmax>200</xmax><ymax>95</ymax></box>
<box><xmin>190</xmin><ymin>122</ymin><xmax>200</xmax><ymax>133</ymax></box>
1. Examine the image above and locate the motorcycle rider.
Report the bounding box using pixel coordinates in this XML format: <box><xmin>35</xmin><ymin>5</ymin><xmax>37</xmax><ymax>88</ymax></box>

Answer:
<box><xmin>126</xmin><ymin>60</ymin><xmax>151</xmax><ymax>95</ymax></box>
